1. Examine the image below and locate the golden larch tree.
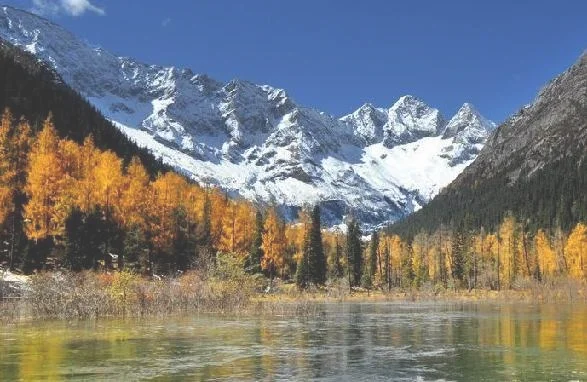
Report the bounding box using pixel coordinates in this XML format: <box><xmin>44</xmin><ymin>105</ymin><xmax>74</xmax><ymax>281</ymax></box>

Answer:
<box><xmin>535</xmin><ymin>229</ymin><xmax>557</xmax><ymax>278</ymax></box>
<box><xmin>119</xmin><ymin>157</ymin><xmax>150</xmax><ymax>229</ymax></box>
<box><xmin>24</xmin><ymin>116</ymin><xmax>69</xmax><ymax>240</ymax></box>
<box><xmin>564</xmin><ymin>223</ymin><xmax>586</xmax><ymax>279</ymax></box>
<box><xmin>262</xmin><ymin>207</ymin><xmax>287</xmax><ymax>280</ymax></box>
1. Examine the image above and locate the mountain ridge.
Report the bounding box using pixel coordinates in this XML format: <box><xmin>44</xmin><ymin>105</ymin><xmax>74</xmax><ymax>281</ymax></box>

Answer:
<box><xmin>0</xmin><ymin>5</ymin><xmax>496</xmax><ymax>229</ymax></box>
<box><xmin>389</xmin><ymin>51</ymin><xmax>587</xmax><ymax>237</ymax></box>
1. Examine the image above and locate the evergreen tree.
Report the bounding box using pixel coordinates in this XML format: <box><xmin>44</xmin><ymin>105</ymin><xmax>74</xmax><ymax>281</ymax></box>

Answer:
<box><xmin>247</xmin><ymin>209</ymin><xmax>264</xmax><ymax>274</ymax></box>
<box><xmin>346</xmin><ymin>217</ymin><xmax>362</xmax><ymax>287</ymax></box>
<box><xmin>295</xmin><ymin>231</ymin><xmax>310</xmax><ymax>288</ymax></box>
<box><xmin>308</xmin><ymin>205</ymin><xmax>326</xmax><ymax>285</ymax></box>
<box><xmin>369</xmin><ymin>231</ymin><xmax>379</xmax><ymax>282</ymax></box>
<box><xmin>200</xmin><ymin>190</ymin><xmax>212</xmax><ymax>248</ymax></box>
<box><xmin>63</xmin><ymin>206</ymin><xmax>111</xmax><ymax>270</ymax></box>
<box><xmin>172</xmin><ymin>206</ymin><xmax>196</xmax><ymax>271</ymax></box>
<box><xmin>64</xmin><ymin>207</ymin><xmax>85</xmax><ymax>271</ymax></box>
<box><xmin>331</xmin><ymin>236</ymin><xmax>344</xmax><ymax>279</ymax></box>
<box><xmin>451</xmin><ymin>229</ymin><xmax>467</xmax><ymax>287</ymax></box>
<box><xmin>122</xmin><ymin>223</ymin><xmax>148</xmax><ymax>272</ymax></box>
<box><xmin>383</xmin><ymin>243</ymin><xmax>391</xmax><ymax>291</ymax></box>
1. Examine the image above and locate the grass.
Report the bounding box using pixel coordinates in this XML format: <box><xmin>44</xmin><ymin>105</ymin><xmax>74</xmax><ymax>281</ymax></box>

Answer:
<box><xmin>1</xmin><ymin>271</ymin><xmax>585</xmax><ymax>322</ymax></box>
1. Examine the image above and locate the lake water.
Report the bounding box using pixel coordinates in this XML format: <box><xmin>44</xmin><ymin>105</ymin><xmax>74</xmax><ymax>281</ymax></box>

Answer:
<box><xmin>0</xmin><ymin>302</ymin><xmax>585</xmax><ymax>381</ymax></box>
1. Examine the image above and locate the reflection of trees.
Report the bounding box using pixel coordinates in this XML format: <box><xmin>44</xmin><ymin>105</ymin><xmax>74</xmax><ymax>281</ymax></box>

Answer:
<box><xmin>0</xmin><ymin>305</ymin><xmax>585</xmax><ymax>380</ymax></box>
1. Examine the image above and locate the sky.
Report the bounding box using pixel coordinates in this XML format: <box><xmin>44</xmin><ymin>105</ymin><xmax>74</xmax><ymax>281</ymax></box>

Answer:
<box><xmin>3</xmin><ymin>0</ymin><xmax>587</xmax><ymax>123</ymax></box>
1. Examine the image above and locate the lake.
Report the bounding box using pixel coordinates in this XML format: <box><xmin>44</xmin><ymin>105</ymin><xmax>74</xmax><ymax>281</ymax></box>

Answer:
<box><xmin>0</xmin><ymin>302</ymin><xmax>585</xmax><ymax>381</ymax></box>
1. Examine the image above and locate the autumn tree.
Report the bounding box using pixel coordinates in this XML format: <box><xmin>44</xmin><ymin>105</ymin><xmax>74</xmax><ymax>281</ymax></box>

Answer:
<box><xmin>325</xmin><ymin>232</ymin><xmax>344</xmax><ymax>279</ymax></box>
<box><xmin>262</xmin><ymin>207</ymin><xmax>287</xmax><ymax>283</ymax></box>
<box><xmin>362</xmin><ymin>230</ymin><xmax>379</xmax><ymax>289</ymax></box>
<box><xmin>564</xmin><ymin>223</ymin><xmax>586</xmax><ymax>279</ymax></box>
<box><xmin>535</xmin><ymin>229</ymin><xmax>557</xmax><ymax>278</ymax></box>
<box><xmin>24</xmin><ymin>115</ymin><xmax>69</xmax><ymax>242</ymax></box>
<box><xmin>411</xmin><ymin>232</ymin><xmax>429</xmax><ymax>287</ymax></box>
<box><xmin>0</xmin><ymin>110</ymin><xmax>32</xmax><ymax>269</ymax></box>
<box><xmin>498</xmin><ymin>215</ymin><xmax>518</xmax><ymax>288</ymax></box>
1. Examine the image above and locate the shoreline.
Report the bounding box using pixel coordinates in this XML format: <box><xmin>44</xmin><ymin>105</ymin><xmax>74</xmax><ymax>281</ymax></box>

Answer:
<box><xmin>2</xmin><ymin>275</ymin><xmax>585</xmax><ymax>323</ymax></box>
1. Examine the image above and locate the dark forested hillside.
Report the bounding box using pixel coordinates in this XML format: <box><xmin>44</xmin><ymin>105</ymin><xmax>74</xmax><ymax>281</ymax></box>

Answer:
<box><xmin>389</xmin><ymin>52</ymin><xmax>587</xmax><ymax>238</ymax></box>
<box><xmin>0</xmin><ymin>39</ymin><xmax>168</xmax><ymax>176</ymax></box>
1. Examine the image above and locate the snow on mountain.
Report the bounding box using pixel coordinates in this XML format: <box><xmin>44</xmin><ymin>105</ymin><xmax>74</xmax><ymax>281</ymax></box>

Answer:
<box><xmin>0</xmin><ymin>6</ymin><xmax>496</xmax><ymax>229</ymax></box>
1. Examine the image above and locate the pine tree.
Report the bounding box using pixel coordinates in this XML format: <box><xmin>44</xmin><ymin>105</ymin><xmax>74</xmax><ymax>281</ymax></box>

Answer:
<box><xmin>346</xmin><ymin>217</ymin><xmax>362</xmax><ymax>287</ymax></box>
<box><xmin>451</xmin><ymin>229</ymin><xmax>467</xmax><ymax>288</ymax></box>
<box><xmin>172</xmin><ymin>205</ymin><xmax>196</xmax><ymax>271</ymax></box>
<box><xmin>383</xmin><ymin>242</ymin><xmax>391</xmax><ymax>291</ymax></box>
<box><xmin>64</xmin><ymin>207</ymin><xmax>85</xmax><ymax>271</ymax></box>
<box><xmin>200</xmin><ymin>190</ymin><xmax>212</xmax><ymax>249</ymax></box>
<box><xmin>122</xmin><ymin>223</ymin><xmax>148</xmax><ymax>272</ymax></box>
<box><xmin>308</xmin><ymin>205</ymin><xmax>326</xmax><ymax>285</ymax></box>
<box><xmin>332</xmin><ymin>235</ymin><xmax>344</xmax><ymax>279</ymax></box>
<box><xmin>367</xmin><ymin>230</ymin><xmax>379</xmax><ymax>286</ymax></box>
<box><xmin>0</xmin><ymin>111</ymin><xmax>31</xmax><ymax>269</ymax></box>
<box><xmin>247</xmin><ymin>209</ymin><xmax>264</xmax><ymax>274</ymax></box>
<box><xmin>295</xmin><ymin>229</ymin><xmax>310</xmax><ymax>288</ymax></box>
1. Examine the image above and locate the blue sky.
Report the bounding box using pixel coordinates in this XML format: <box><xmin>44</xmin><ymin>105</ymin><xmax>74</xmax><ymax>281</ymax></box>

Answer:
<box><xmin>4</xmin><ymin>0</ymin><xmax>587</xmax><ymax>122</ymax></box>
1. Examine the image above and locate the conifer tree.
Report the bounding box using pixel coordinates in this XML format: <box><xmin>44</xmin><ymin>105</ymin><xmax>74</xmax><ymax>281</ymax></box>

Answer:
<box><xmin>0</xmin><ymin>111</ymin><xmax>31</xmax><ymax>269</ymax></box>
<box><xmin>308</xmin><ymin>205</ymin><xmax>326</xmax><ymax>285</ymax></box>
<box><xmin>332</xmin><ymin>235</ymin><xmax>344</xmax><ymax>279</ymax></box>
<box><xmin>346</xmin><ymin>217</ymin><xmax>362</xmax><ymax>287</ymax></box>
<box><xmin>295</xmin><ymin>229</ymin><xmax>310</xmax><ymax>288</ymax></box>
<box><xmin>368</xmin><ymin>230</ymin><xmax>379</xmax><ymax>284</ymax></box>
<box><xmin>247</xmin><ymin>209</ymin><xmax>264</xmax><ymax>274</ymax></box>
<box><xmin>200</xmin><ymin>190</ymin><xmax>212</xmax><ymax>250</ymax></box>
<box><xmin>172</xmin><ymin>205</ymin><xmax>196</xmax><ymax>271</ymax></box>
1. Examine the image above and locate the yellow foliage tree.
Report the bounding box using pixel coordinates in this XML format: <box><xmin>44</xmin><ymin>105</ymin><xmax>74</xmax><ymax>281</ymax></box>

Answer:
<box><xmin>119</xmin><ymin>157</ymin><xmax>150</xmax><ymax>229</ymax></box>
<box><xmin>261</xmin><ymin>207</ymin><xmax>286</xmax><ymax>280</ymax></box>
<box><xmin>149</xmin><ymin>172</ymin><xmax>189</xmax><ymax>254</ymax></box>
<box><xmin>0</xmin><ymin>109</ymin><xmax>15</xmax><ymax>224</ymax></box>
<box><xmin>74</xmin><ymin>136</ymin><xmax>98</xmax><ymax>212</ymax></box>
<box><xmin>0</xmin><ymin>111</ymin><xmax>32</xmax><ymax>225</ymax></box>
<box><xmin>93</xmin><ymin>150</ymin><xmax>124</xmax><ymax>219</ymax></box>
<box><xmin>218</xmin><ymin>200</ymin><xmax>254</xmax><ymax>257</ymax></box>
<box><xmin>564</xmin><ymin>223</ymin><xmax>586</xmax><ymax>279</ymax></box>
<box><xmin>535</xmin><ymin>229</ymin><xmax>557</xmax><ymax>278</ymax></box>
<box><xmin>24</xmin><ymin>116</ymin><xmax>69</xmax><ymax>240</ymax></box>
<box><xmin>498</xmin><ymin>215</ymin><xmax>518</xmax><ymax>288</ymax></box>
<box><xmin>208</xmin><ymin>190</ymin><xmax>227</xmax><ymax>249</ymax></box>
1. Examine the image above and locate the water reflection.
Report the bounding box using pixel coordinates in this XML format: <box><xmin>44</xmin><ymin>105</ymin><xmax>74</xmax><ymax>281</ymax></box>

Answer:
<box><xmin>0</xmin><ymin>302</ymin><xmax>585</xmax><ymax>381</ymax></box>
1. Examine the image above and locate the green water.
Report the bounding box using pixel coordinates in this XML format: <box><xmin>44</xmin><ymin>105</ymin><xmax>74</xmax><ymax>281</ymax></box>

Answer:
<box><xmin>0</xmin><ymin>302</ymin><xmax>585</xmax><ymax>381</ymax></box>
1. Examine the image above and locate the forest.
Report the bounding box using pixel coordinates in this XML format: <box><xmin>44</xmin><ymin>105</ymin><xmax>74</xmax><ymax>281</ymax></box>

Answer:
<box><xmin>0</xmin><ymin>108</ymin><xmax>585</xmax><ymax>293</ymax></box>
<box><xmin>0</xmin><ymin>38</ymin><xmax>584</xmax><ymax>295</ymax></box>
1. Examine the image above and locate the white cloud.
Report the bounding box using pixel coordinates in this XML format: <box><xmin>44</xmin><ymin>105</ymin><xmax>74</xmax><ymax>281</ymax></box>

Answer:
<box><xmin>161</xmin><ymin>17</ymin><xmax>171</xmax><ymax>27</ymax></box>
<box><xmin>32</xmin><ymin>0</ymin><xmax>105</xmax><ymax>17</ymax></box>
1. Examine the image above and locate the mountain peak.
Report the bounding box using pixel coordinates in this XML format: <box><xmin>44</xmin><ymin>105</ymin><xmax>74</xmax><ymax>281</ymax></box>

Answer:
<box><xmin>383</xmin><ymin>95</ymin><xmax>446</xmax><ymax>146</ymax></box>
<box><xmin>443</xmin><ymin>103</ymin><xmax>495</xmax><ymax>139</ymax></box>
<box><xmin>0</xmin><ymin>6</ymin><xmax>495</xmax><ymax>230</ymax></box>
<box><xmin>391</xmin><ymin>94</ymin><xmax>426</xmax><ymax>109</ymax></box>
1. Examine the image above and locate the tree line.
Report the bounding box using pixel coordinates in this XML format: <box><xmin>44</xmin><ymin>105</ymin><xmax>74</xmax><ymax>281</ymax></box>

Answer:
<box><xmin>1</xmin><ymin>110</ymin><xmax>584</xmax><ymax>289</ymax></box>
<box><xmin>0</xmin><ymin>109</ymin><xmax>338</xmax><ymax>285</ymax></box>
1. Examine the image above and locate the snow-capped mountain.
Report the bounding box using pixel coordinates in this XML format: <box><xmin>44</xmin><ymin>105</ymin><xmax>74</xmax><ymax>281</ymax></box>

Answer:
<box><xmin>0</xmin><ymin>6</ymin><xmax>496</xmax><ymax>229</ymax></box>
